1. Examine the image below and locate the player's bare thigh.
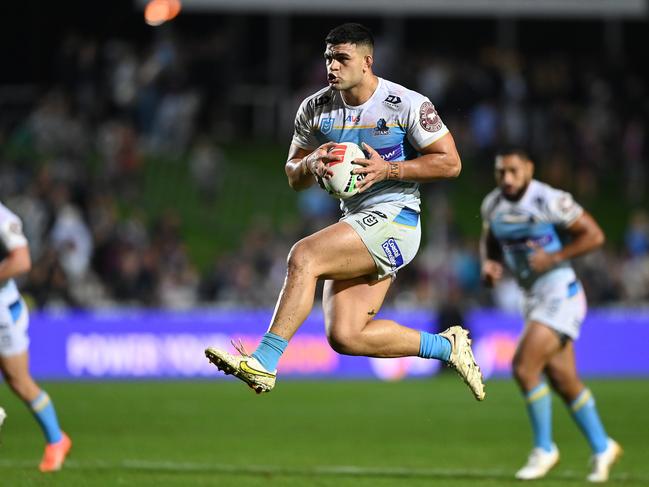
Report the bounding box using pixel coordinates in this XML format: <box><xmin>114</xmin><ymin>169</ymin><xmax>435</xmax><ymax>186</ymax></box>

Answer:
<box><xmin>513</xmin><ymin>321</ymin><xmax>563</xmax><ymax>389</ymax></box>
<box><xmin>322</xmin><ymin>276</ymin><xmax>391</xmax><ymax>351</ymax></box>
<box><xmin>291</xmin><ymin>221</ymin><xmax>376</xmax><ymax>280</ymax></box>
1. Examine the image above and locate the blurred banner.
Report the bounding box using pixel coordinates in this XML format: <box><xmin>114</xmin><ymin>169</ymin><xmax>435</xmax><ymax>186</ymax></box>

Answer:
<box><xmin>28</xmin><ymin>308</ymin><xmax>649</xmax><ymax>381</ymax></box>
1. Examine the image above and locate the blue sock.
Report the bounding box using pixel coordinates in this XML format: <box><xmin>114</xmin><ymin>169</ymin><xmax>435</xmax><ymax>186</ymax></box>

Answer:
<box><xmin>525</xmin><ymin>383</ymin><xmax>553</xmax><ymax>452</ymax></box>
<box><xmin>28</xmin><ymin>391</ymin><xmax>63</xmax><ymax>444</ymax></box>
<box><xmin>570</xmin><ymin>388</ymin><xmax>609</xmax><ymax>454</ymax></box>
<box><xmin>418</xmin><ymin>331</ymin><xmax>451</xmax><ymax>361</ymax></box>
<box><xmin>251</xmin><ymin>332</ymin><xmax>289</xmax><ymax>372</ymax></box>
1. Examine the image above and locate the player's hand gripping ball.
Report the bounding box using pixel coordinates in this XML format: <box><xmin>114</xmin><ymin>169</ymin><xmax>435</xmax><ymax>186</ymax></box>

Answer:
<box><xmin>321</xmin><ymin>142</ymin><xmax>367</xmax><ymax>199</ymax></box>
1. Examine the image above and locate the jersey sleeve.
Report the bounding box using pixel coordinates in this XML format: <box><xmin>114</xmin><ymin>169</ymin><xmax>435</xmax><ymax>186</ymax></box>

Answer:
<box><xmin>405</xmin><ymin>93</ymin><xmax>450</xmax><ymax>151</ymax></box>
<box><xmin>0</xmin><ymin>213</ymin><xmax>28</xmax><ymax>252</ymax></box>
<box><xmin>545</xmin><ymin>188</ymin><xmax>583</xmax><ymax>227</ymax></box>
<box><xmin>480</xmin><ymin>189</ymin><xmax>498</xmax><ymax>222</ymax></box>
<box><xmin>290</xmin><ymin>98</ymin><xmax>320</xmax><ymax>150</ymax></box>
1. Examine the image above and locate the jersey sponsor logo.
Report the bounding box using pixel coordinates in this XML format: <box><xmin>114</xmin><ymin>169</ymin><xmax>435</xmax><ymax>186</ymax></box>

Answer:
<box><xmin>419</xmin><ymin>101</ymin><xmax>442</xmax><ymax>132</ymax></box>
<box><xmin>320</xmin><ymin>117</ymin><xmax>335</xmax><ymax>135</ymax></box>
<box><xmin>382</xmin><ymin>238</ymin><xmax>404</xmax><ymax>269</ymax></box>
<box><xmin>501</xmin><ymin>234</ymin><xmax>553</xmax><ymax>251</ymax></box>
<box><xmin>500</xmin><ymin>213</ymin><xmax>535</xmax><ymax>224</ymax></box>
<box><xmin>345</xmin><ymin>114</ymin><xmax>361</xmax><ymax>124</ymax></box>
<box><xmin>373</xmin><ymin>118</ymin><xmax>390</xmax><ymax>135</ymax></box>
<box><xmin>376</xmin><ymin>144</ymin><xmax>403</xmax><ymax>161</ymax></box>
<box><xmin>8</xmin><ymin>222</ymin><xmax>22</xmax><ymax>236</ymax></box>
<box><xmin>314</xmin><ymin>95</ymin><xmax>331</xmax><ymax>108</ymax></box>
<box><xmin>383</xmin><ymin>95</ymin><xmax>402</xmax><ymax>108</ymax></box>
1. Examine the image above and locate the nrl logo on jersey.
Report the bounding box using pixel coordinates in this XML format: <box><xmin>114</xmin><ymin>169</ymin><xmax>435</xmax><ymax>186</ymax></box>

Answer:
<box><xmin>320</xmin><ymin>117</ymin><xmax>335</xmax><ymax>135</ymax></box>
<box><xmin>383</xmin><ymin>95</ymin><xmax>401</xmax><ymax>109</ymax></box>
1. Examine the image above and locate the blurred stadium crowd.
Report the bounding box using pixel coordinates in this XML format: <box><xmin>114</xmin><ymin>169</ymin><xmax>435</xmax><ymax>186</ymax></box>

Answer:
<box><xmin>1</xmin><ymin>21</ymin><xmax>648</xmax><ymax>310</ymax></box>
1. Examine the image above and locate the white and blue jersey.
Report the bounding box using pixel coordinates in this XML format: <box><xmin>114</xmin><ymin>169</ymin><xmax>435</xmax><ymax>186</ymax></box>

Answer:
<box><xmin>481</xmin><ymin>180</ymin><xmax>583</xmax><ymax>290</ymax></box>
<box><xmin>481</xmin><ymin>180</ymin><xmax>587</xmax><ymax>338</ymax></box>
<box><xmin>0</xmin><ymin>202</ymin><xmax>30</xmax><ymax>356</ymax></box>
<box><xmin>291</xmin><ymin>77</ymin><xmax>449</xmax><ymax>215</ymax></box>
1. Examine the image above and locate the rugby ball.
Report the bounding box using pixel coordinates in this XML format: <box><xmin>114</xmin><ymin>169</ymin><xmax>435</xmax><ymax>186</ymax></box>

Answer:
<box><xmin>322</xmin><ymin>142</ymin><xmax>366</xmax><ymax>199</ymax></box>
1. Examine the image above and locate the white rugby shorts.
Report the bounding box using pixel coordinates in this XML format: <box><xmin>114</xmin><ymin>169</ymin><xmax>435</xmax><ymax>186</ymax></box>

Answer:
<box><xmin>523</xmin><ymin>270</ymin><xmax>587</xmax><ymax>340</ymax></box>
<box><xmin>341</xmin><ymin>201</ymin><xmax>421</xmax><ymax>280</ymax></box>
<box><xmin>0</xmin><ymin>298</ymin><xmax>30</xmax><ymax>357</ymax></box>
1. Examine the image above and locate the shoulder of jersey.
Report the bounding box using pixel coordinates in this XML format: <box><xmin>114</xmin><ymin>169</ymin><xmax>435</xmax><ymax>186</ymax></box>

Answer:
<box><xmin>527</xmin><ymin>179</ymin><xmax>558</xmax><ymax>203</ymax></box>
<box><xmin>303</xmin><ymin>86</ymin><xmax>337</xmax><ymax>111</ymax></box>
<box><xmin>481</xmin><ymin>187</ymin><xmax>502</xmax><ymax>218</ymax></box>
<box><xmin>379</xmin><ymin>78</ymin><xmax>426</xmax><ymax>112</ymax></box>
<box><xmin>0</xmin><ymin>203</ymin><xmax>17</xmax><ymax>222</ymax></box>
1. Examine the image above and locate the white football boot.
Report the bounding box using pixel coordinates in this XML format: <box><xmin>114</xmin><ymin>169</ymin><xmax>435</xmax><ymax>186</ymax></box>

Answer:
<box><xmin>587</xmin><ymin>438</ymin><xmax>622</xmax><ymax>483</ymax></box>
<box><xmin>439</xmin><ymin>326</ymin><xmax>486</xmax><ymax>401</ymax></box>
<box><xmin>515</xmin><ymin>444</ymin><xmax>560</xmax><ymax>480</ymax></box>
<box><xmin>205</xmin><ymin>340</ymin><xmax>276</xmax><ymax>394</ymax></box>
<box><xmin>0</xmin><ymin>407</ymin><xmax>6</xmax><ymax>429</ymax></box>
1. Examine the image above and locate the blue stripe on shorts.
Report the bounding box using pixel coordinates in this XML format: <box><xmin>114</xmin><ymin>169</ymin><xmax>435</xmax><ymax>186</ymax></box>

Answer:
<box><xmin>9</xmin><ymin>300</ymin><xmax>22</xmax><ymax>322</ymax></box>
<box><xmin>393</xmin><ymin>207</ymin><xmax>419</xmax><ymax>227</ymax></box>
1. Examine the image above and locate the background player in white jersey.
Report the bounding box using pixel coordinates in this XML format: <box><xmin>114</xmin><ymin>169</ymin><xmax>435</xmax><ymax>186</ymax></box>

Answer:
<box><xmin>206</xmin><ymin>23</ymin><xmax>484</xmax><ymax>401</ymax></box>
<box><xmin>0</xmin><ymin>202</ymin><xmax>72</xmax><ymax>471</ymax></box>
<box><xmin>480</xmin><ymin>148</ymin><xmax>621</xmax><ymax>482</ymax></box>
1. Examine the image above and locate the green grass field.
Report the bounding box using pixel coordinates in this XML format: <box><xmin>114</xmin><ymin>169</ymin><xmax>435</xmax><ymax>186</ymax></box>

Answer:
<box><xmin>0</xmin><ymin>377</ymin><xmax>647</xmax><ymax>486</ymax></box>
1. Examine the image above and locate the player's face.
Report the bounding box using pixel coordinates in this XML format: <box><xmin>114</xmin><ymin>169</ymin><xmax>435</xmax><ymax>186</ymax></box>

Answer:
<box><xmin>495</xmin><ymin>154</ymin><xmax>534</xmax><ymax>200</ymax></box>
<box><xmin>324</xmin><ymin>43</ymin><xmax>371</xmax><ymax>91</ymax></box>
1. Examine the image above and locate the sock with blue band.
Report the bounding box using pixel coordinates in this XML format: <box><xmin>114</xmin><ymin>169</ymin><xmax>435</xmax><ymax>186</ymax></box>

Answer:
<box><xmin>525</xmin><ymin>382</ymin><xmax>553</xmax><ymax>452</ymax></box>
<box><xmin>28</xmin><ymin>391</ymin><xmax>63</xmax><ymax>444</ymax></box>
<box><xmin>418</xmin><ymin>331</ymin><xmax>452</xmax><ymax>361</ymax></box>
<box><xmin>251</xmin><ymin>332</ymin><xmax>289</xmax><ymax>372</ymax></box>
<box><xmin>569</xmin><ymin>388</ymin><xmax>609</xmax><ymax>454</ymax></box>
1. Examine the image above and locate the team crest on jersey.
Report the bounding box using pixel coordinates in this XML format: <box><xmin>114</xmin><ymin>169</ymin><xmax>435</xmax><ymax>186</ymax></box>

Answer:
<box><xmin>320</xmin><ymin>117</ymin><xmax>335</xmax><ymax>135</ymax></box>
<box><xmin>419</xmin><ymin>102</ymin><xmax>442</xmax><ymax>132</ymax></box>
<box><xmin>374</xmin><ymin>118</ymin><xmax>390</xmax><ymax>135</ymax></box>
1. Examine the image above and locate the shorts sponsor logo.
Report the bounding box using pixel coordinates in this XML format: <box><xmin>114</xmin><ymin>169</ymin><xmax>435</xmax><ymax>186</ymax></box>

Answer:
<box><xmin>320</xmin><ymin>117</ymin><xmax>335</xmax><ymax>135</ymax></box>
<box><xmin>362</xmin><ymin>215</ymin><xmax>378</xmax><ymax>227</ymax></box>
<box><xmin>382</xmin><ymin>238</ymin><xmax>404</xmax><ymax>269</ymax></box>
<box><xmin>419</xmin><ymin>102</ymin><xmax>442</xmax><ymax>132</ymax></box>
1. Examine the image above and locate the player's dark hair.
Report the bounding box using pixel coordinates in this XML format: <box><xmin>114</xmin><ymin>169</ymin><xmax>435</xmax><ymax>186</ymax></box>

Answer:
<box><xmin>325</xmin><ymin>23</ymin><xmax>374</xmax><ymax>49</ymax></box>
<box><xmin>495</xmin><ymin>146</ymin><xmax>533</xmax><ymax>162</ymax></box>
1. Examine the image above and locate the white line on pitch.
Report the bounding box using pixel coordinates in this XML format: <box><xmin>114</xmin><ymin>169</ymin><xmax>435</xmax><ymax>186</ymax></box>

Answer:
<box><xmin>0</xmin><ymin>459</ymin><xmax>644</xmax><ymax>482</ymax></box>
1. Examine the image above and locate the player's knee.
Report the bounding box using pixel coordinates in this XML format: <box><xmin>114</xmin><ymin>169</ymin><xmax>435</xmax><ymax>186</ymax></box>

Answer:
<box><xmin>287</xmin><ymin>240</ymin><xmax>315</xmax><ymax>276</ymax></box>
<box><xmin>326</xmin><ymin>327</ymin><xmax>361</xmax><ymax>355</ymax></box>
<box><xmin>512</xmin><ymin>358</ymin><xmax>538</xmax><ymax>386</ymax></box>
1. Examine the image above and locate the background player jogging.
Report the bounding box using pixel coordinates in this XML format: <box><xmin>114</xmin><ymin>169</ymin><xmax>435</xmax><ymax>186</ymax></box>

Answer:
<box><xmin>0</xmin><ymin>201</ymin><xmax>72</xmax><ymax>472</ymax></box>
<box><xmin>480</xmin><ymin>148</ymin><xmax>621</xmax><ymax>482</ymax></box>
<box><xmin>205</xmin><ymin>22</ymin><xmax>485</xmax><ymax>401</ymax></box>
